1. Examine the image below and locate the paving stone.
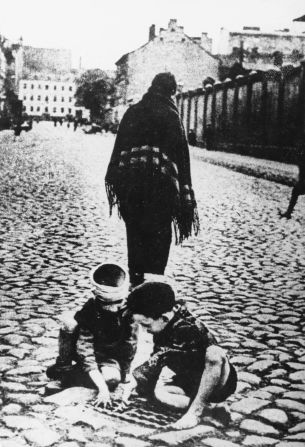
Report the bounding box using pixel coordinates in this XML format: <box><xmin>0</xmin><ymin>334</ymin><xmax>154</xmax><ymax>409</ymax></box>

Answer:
<box><xmin>276</xmin><ymin>443</ymin><xmax>305</xmax><ymax>447</ymax></box>
<box><xmin>149</xmin><ymin>425</ymin><xmax>215</xmax><ymax>445</ymax></box>
<box><xmin>1</xmin><ymin>403</ymin><xmax>23</xmax><ymax>415</ymax></box>
<box><xmin>44</xmin><ymin>387</ymin><xmax>96</xmax><ymax>405</ymax></box>
<box><xmin>58</xmin><ymin>443</ymin><xmax>80</xmax><ymax>447</ymax></box>
<box><xmin>7</xmin><ymin>365</ymin><xmax>43</xmax><ymax>375</ymax></box>
<box><xmin>242</xmin><ymin>435</ymin><xmax>278</xmax><ymax>446</ymax></box>
<box><xmin>115</xmin><ymin>437</ymin><xmax>151</xmax><ymax>447</ymax></box>
<box><xmin>241</xmin><ymin>340</ymin><xmax>268</xmax><ymax>350</ymax></box>
<box><xmin>24</xmin><ymin>428</ymin><xmax>61</xmax><ymax>446</ymax></box>
<box><xmin>258</xmin><ymin>408</ymin><xmax>288</xmax><ymax>426</ymax></box>
<box><xmin>201</xmin><ymin>438</ymin><xmax>241</xmax><ymax>447</ymax></box>
<box><xmin>275</xmin><ymin>399</ymin><xmax>305</xmax><ymax>413</ymax></box>
<box><xmin>3</xmin><ymin>415</ymin><xmax>44</xmax><ymax>430</ymax></box>
<box><xmin>247</xmin><ymin>360</ymin><xmax>278</xmax><ymax>374</ymax></box>
<box><xmin>0</xmin><ymin>427</ymin><xmax>13</xmax><ymax>437</ymax></box>
<box><xmin>283</xmin><ymin>391</ymin><xmax>305</xmax><ymax>402</ymax></box>
<box><xmin>289</xmin><ymin>422</ymin><xmax>305</xmax><ymax>433</ymax></box>
<box><xmin>7</xmin><ymin>393</ymin><xmax>41</xmax><ymax>405</ymax></box>
<box><xmin>289</xmin><ymin>371</ymin><xmax>305</xmax><ymax>382</ymax></box>
<box><xmin>238</xmin><ymin>372</ymin><xmax>261</xmax><ymax>385</ymax></box>
<box><xmin>231</xmin><ymin>398</ymin><xmax>269</xmax><ymax>415</ymax></box>
<box><xmin>231</xmin><ymin>356</ymin><xmax>255</xmax><ymax>366</ymax></box>
<box><xmin>0</xmin><ymin>439</ymin><xmax>26</xmax><ymax>447</ymax></box>
<box><xmin>1</xmin><ymin>382</ymin><xmax>27</xmax><ymax>392</ymax></box>
<box><xmin>240</xmin><ymin>419</ymin><xmax>280</xmax><ymax>436</ymax></box>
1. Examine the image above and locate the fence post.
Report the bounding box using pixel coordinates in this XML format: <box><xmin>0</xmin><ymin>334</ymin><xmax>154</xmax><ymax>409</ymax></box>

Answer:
<box><xmin>221</xmin><ymin>80</ymin><xmax>229</xmax><ymax>133</ymax></box>
<box><xmin>261</xmin><ymin>74</ymin><xmax>268</xmax><ymax>145</ymax></box>
<box><xmin>277</xmin><ymin>71</ymin><xmax>285</xmax><ymax>146</ymax></box>
<box><xmin>297</xmin><ymin>60</ymin><xmax>305</xmax><ymax>140</ymax></box>
<box><xmin>232</xmin><ymin>77</ymin><xmax>241</xmax><ymax>146</ymax></box>
<box><xmin>186</xmin><ymin>91</ymin><xmax>192</xmax><ymax>136</ymax></box>
<box><xmin>202</xmin><ymin>89</ymin><xmax>207</xmax><ymax>143</ymax></box>
<box><xmin>194</xmin><ymin>89</ymin><xmax>201</xmax><ymax>137</ymax></box>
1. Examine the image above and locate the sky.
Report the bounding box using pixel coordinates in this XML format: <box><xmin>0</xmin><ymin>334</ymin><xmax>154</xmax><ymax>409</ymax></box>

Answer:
<box><xmin>0</xmin><ymin>0</ymin><xmax>304</xmax><ymax>70</ymax></box>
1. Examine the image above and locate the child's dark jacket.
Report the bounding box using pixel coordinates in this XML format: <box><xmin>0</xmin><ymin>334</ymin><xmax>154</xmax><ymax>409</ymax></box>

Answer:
<box><xmin>133</xmin><ymin>301</ymin><xmax>216</xmax><ymax>390</ymax></box>
<box><xmin>74</xmin><ymin>298</ymin><xmax>137</xmax><ymax>379</ymax></box>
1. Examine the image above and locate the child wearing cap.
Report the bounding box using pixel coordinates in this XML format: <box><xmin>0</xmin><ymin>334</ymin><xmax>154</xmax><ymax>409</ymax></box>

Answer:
<box><xmin>46</xmin><ymin>262</ymin><xmax>138</xmax><ymax>408</ymax></box>
<box><xmin>123</xmin><ymin>281</ymin><xmax>237</xmax><ymax>430</ymax></box>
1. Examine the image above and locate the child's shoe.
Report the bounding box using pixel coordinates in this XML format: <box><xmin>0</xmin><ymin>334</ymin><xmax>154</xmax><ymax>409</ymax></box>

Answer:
<box><xmin>46</xmin><ymin>359</ymin><xmax>74</xmax><ymax>380</ymax></box>
<box><xmin>44</xmin><ymin>380</ymin><xmax>64</xmax><ymax>396</ymax></box>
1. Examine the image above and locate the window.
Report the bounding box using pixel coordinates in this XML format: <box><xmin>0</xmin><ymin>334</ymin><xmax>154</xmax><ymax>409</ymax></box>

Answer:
<box><xmin>30</xmin><ymin>106</ymin><xmax>34</xmax><ymax>111</ymax></box>
<box><xmin>53</xmin><ymin>96</ymin><xmax>57</xmax><ymax>102</ymax></box>
<box><xmin>38</xmin><ymin>84</ymin><xmax>41</xmax><ymax>89</ymax></box>
<box><xmin>45</xmin><ymin>106</ymin><xmax>48</xmax><ymax>112</ymax></box>
<box><xmin>61</xmin><ymin>107</ymin><xmax>64</xmax><ymax>113</ymax></box>
<box><xmin>23</xmin><ymin>83</ymin><xmax>27</xmax><ymax>89</ymax></box>
<box><xmin>61</xmin><ymin>97</ymin><xmax>64</xmax><ymax>102</ymax></box>
<box><xmin>30</xmin><ymin>96</ymin><xmax>34</xmax><ymax>101</ymax></box>
<box><xmin>37</xmin><ymin>106</ymin><xmax>40</xmax><ymax>112</ymax></box>
<box><xmin>23</xmin><ymin>105</ymin><xmax>26</xmax><ymax>111</ymax></box>
<box><xmin>54</xmin><ymin>85</ymin><xmax>57</xmax><ymax>90</ymax></box>
<box><xmin>45</xmin><ymin>96</ymin><xmax>49</xmax><ymax>102</ymax></box>
<box><xmin>62</xmin><ymin>86</ymin><xmax>65</xmax><ymax>91</ymax></box>
<box><xmin>31</xmin><ymin>84</ymin><xmax>34</xmax><ymax>89</ymax></box>
<box><xmin>53</xmin><ymin>107</ymin><xmax>57</xmax><ymax>113</ymax></box>
<box><xmin>38</xmin><ymin>95</ymin><xmax>41</xmax><ymax>101</ymax></box>
<box><xmin>45</xmin><ymin>85</ymin><xmax>49</xmax><ymax>90</ymax></box>
<box><xmin>69</xmin><ymin>86</ymin><xmax>72</xmax><ymax>91</ymax></box>
<box><xmin>69</xmin><ymin>97</ymin><xmax>72</xmax><ymax>102</ymax></box>
<box><xmin>68</xmin><ymin>108</ymin><xmax>72</xmax><ymax>114</ymax></box>
<box><xmin>23</xmin><ymin>96</ymin><xmax>26</xmax><ymax>100</ymax></box>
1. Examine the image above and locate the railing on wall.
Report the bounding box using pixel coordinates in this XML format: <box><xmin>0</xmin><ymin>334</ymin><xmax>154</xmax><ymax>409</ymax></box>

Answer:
<box><xmin>176</xmin><ymin>61</ymin><xmax>305</xmax><ymax>163</ymax></box>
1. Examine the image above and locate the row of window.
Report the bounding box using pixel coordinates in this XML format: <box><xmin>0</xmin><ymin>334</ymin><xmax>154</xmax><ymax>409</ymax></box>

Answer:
<box><xmin>23</xmin><ymin>106</ymin><xmax>72</xmax><ymax>113</ymax></box>
<box><xmin>23</xmin><ymin>95</ymin><xmax>73</xmax><ymax>102</ymax></box>
<box><xmin>23</xmin><ymin>84</ymin><xmax>73</xmax><ymax>91</ymax></box>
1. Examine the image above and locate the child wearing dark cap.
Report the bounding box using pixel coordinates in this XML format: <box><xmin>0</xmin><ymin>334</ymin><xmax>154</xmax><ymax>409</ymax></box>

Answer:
<box><xmin>123</xmin><ymin>281</ymin><xmax>237</xmax><ymax>430</ymax></box>
<box><xmin>46</xmin><ymin>262</ymin><xmax>138</xmax><ymax>408</ymax></box>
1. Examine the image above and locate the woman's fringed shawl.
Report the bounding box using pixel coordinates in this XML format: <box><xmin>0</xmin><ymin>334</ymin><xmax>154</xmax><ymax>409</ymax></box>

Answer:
<box><xmin>105</xmin><ymin>92</ymin><xmax>200</xmax><ymax>244</ymax></box>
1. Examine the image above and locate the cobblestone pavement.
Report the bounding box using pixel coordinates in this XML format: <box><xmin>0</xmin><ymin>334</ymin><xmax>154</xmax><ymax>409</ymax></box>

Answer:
<box><xmin>0</xmin><ymin>122</ymin><xmax>305</xmax><ymax>447</ymax></box>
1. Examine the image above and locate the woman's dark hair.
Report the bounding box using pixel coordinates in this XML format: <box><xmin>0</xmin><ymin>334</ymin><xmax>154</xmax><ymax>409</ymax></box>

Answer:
<box><xmin>149</xmin><ymin>72</ymin><xmax>177</xmax><ymax>97</ymax></box>
<box><xmin>127</xmin><ymin>282</ymin><xmax>175</xmax><ymax>319</ymax></box>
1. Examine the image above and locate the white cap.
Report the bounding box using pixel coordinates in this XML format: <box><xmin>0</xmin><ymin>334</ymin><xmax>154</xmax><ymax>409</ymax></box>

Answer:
<box><xmin>90</xmin><ymin>262</ymin><xmax>129</xmax><ymax>303</ymax></box>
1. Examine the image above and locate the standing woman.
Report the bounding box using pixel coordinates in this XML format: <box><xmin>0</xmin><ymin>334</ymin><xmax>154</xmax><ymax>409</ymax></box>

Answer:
<box><xmin>105</xmin><ymin>73</ymin><xmax>199</xmax><ymax>288</ymax></box>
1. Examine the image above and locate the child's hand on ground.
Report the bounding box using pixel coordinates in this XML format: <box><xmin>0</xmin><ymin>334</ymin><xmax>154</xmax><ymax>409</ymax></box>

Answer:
<box><xmin>168</xmin><ymin>412</ymin><xmax>201</xmax><ymax>430</ymax></box>
<box><xmin>115</xmin><ymin>375</ymin><xmax>137</xmax><ymax>410</ymax></box>
<box><xmin>94</xmin><ymin>388</ymin><xmax>112</xmax><ymax>408</ymax></box>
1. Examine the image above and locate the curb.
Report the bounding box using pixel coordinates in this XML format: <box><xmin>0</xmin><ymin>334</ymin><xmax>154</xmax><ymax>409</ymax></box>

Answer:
<box><xmin>191</xmin><ymin>146</ymin><xmax>298</xmax><ymax>187</ymax></box>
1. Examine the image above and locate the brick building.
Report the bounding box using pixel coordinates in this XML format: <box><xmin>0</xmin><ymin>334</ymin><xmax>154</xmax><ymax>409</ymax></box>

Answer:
<box><xmin>114</xmin><ymin>19</ymin><xmax>220</xmax><ymax>120</ymax></box>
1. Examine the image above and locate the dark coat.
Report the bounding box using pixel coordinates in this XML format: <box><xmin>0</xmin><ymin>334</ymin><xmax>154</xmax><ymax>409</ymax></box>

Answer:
<box><xmin>105</xmin><ymin>91</ymin><xmax>199</xmax><ymax>243</ymax></box>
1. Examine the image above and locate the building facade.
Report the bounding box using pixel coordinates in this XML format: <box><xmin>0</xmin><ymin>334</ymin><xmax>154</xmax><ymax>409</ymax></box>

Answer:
<box><xmin>114</xmin><ymin>19</ymin><xmax>220</xmax><ymax>120</ymax></box>
<box><xmin>217</xmin><ymin>26</ymin><xmax>305</xmax><ymax>72</ymax></box>
<box><xmin>18</xmin><ymin>79</ymin><xmax>76</xmax><ymax>118</ymax></box>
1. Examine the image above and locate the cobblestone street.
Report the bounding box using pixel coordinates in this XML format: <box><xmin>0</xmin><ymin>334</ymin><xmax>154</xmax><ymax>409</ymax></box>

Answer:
<box><xmin>0</xmin><ymin>122</ymin><xmax>305</xmax><ymax>447</ymax></box>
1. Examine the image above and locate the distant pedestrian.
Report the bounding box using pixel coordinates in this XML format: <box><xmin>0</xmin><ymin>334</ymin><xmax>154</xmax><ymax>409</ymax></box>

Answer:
<box><xmin>280</xmin><ymin>149</ymin><xmax>305</xmax><ymax>219</ymax></box>
<box><xmin>105</xmin><ymin>72</ymin><xmax>199</xmax><ymax>288</ymax></box>
<box><xmin>73</xmin><ymin>119</ymin><xmax>78</xmax><ymax>131</ymax></box>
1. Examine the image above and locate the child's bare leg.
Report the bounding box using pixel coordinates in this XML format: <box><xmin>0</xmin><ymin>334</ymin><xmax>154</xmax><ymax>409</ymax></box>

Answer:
<box><xmin>170</xmin><ymin>345</ymin><xmax>230</xmax><ymax>430</ymax></box>
<box><xmin>46</xmin><ymin>312</ymin><xmax>78</xmax><ymax>380</ymax></box>
<box><xmin>154</xmin><ymin>384</ymin><xmax>190</xmax><ymax>410</ymax></box>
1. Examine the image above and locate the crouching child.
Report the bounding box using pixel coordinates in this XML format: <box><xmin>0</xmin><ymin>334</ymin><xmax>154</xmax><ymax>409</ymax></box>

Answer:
<box><xmin>46</xmin><ymin>262</ymin><xmax>138</xmax><ymax>408</ymax></box>
<box><xmin>122</xmin><ymin>281</ymin><xmax>237</xmax><ymax>430</ymax></box>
